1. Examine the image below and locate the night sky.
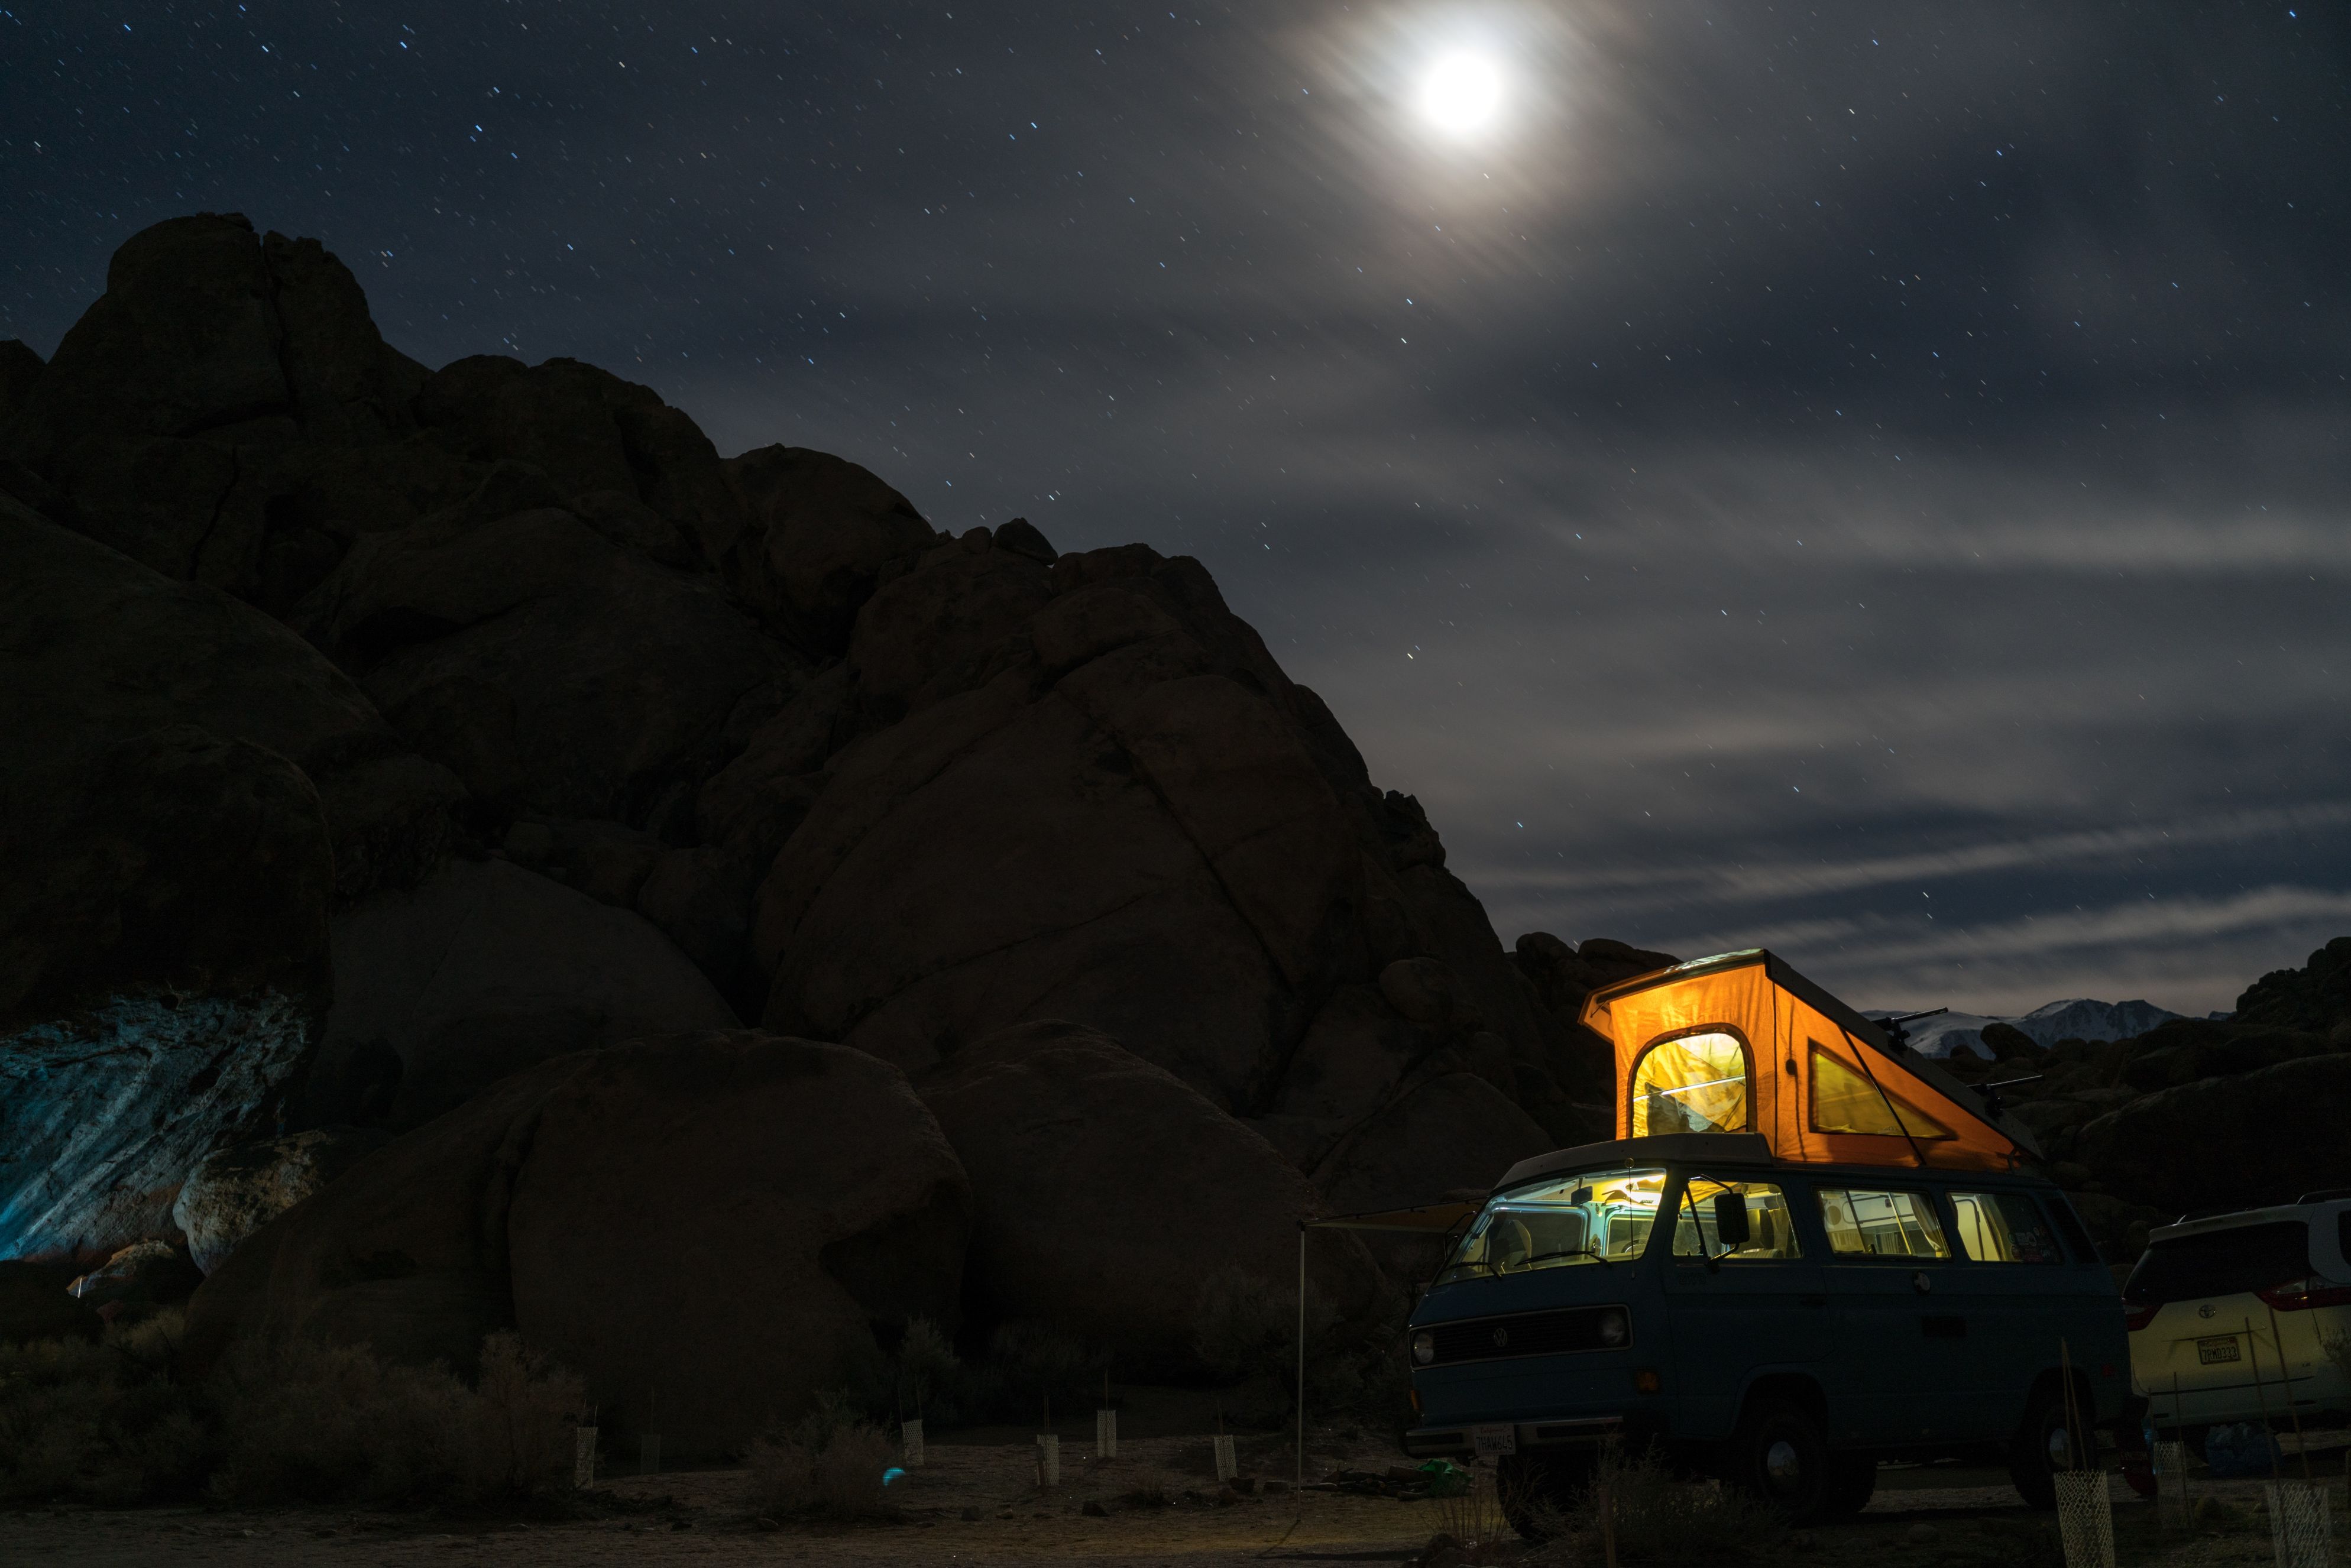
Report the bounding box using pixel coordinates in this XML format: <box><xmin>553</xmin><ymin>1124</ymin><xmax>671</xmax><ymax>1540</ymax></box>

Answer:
<box><xmin>5</xmin><ymin>3</ymin><xmax>2346</xmax><ymax>1018</ymax></box>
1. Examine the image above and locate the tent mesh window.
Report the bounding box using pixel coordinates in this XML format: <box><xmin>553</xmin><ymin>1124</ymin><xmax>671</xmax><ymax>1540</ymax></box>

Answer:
<box><xmin>1809</xmin><ymin>1042</ymin><xmax>1954</xmax><ymax>1139</ymax></box>
<box><xmin>1629</xmin><ymin>1031</ymin><xmax>1750</xmax><ymax>1136</ymax></box>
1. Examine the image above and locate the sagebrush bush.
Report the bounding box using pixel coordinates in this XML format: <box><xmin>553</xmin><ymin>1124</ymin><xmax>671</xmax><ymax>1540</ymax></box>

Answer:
<box><xmin>209</xmin><ymin>1330</ymin><xmax>583</xmax><ymax>1504</ymax></box>
<box><xmin>0</xmin><ymin>1310</ymin><xmax>584</xmax><ymax>1508</ymax></box>
<box><xmin>1524</xmin><ymin>1444</ymin><xmax>1786</xmax><ymax>1564</ymax></box>
<box><xmin>0</xmin><ymin>1310</ymin><xmax>208</xmax><ymax>1505</ymax></box>
<box><xmin>748</xmin><ymin>1418</ymin><xmax>898</xmax><ymax>1520</ymax></box>
<box><xmin>1191</xmin><ymin>1266</ymin><xmax>1410</xmax><ymax>1424</ymax></box>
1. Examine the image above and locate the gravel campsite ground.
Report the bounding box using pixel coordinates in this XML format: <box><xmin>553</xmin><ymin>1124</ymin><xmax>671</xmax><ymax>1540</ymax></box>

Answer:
<box><xmin>6</xmin><ymin>1426</ymin><xmax>2347</xmax><ymax>1568</ymax></box>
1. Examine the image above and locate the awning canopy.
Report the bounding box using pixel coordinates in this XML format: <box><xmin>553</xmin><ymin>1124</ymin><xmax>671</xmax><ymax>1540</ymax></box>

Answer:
<box><xmin>1578</xmin><ymin>948</ymin><xmax>2041</xmax><ymax>1171</ymax></box>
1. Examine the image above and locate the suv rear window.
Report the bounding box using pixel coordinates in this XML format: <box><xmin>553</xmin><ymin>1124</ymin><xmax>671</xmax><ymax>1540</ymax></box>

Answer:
<box><xmin>2125</xmin><ymin>1220</ymin><xmax>2310</xmax><ymax>1304</ymax></box>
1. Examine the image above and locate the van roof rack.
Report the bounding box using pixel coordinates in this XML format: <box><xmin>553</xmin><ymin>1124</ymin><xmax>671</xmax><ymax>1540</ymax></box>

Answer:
<box><xmin>2295</xmin><ymin>1187</ymin><xmax>2351</xmax><ymax>1204</ymax></box>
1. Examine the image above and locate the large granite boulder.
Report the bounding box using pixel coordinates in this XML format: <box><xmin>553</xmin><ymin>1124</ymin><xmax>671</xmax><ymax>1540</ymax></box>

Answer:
<box><xmin>2070</xmin><ymin>1051</ymin><xmax>2351</xmax><ymax>1216</ymax></box>
<box><xmin>918</xmin><ymin>1019</ymin><xmax>1381</xmax><ymax>1375</ymax></box>
<box><xmin>0</xmin><ymin>506</ymin><xmax>459</xmax><ymax>1263</ymax></box>
<box><xmin>0</xmin><ymin>213</ymin><xmax>469</xmax><ymax>604</ymax></box>
<box><xmin>721</xmin><ymin>445</ymin><xmax>935</xmax><ymax>656</ymax></box>
<box><xmin>186</xmin><ymin>1032</ymin><xmax>969</xmax><ymax>1459</ymax></box>
<box><xmin>412</xmin><ymin>354</ymin><xmax>746</xmax><ymax>566</ymax></box>
<box><xmin>750</xmin><ymin>530</ymin><xmax>1553</xmax><ymax>1158</ymax></box>
<box><xmin>296</xmin><ymin>858</ymin><xmax>738</xmax><ymax>1131</ymax></box>
<box><xmin>290</xmin><ymin>482</ymin><xmax>796</xmax><ymax>837</ymax></box>
<box><xmin>172</xmin><ymin>1126</ymin><xmax>392</xmax><ymax>1275</ymax></box>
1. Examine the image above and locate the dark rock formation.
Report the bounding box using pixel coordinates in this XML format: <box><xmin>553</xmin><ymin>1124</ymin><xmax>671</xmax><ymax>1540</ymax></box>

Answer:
<box><xmin>0</xmin><ymin>1260</ymin><xmax>101</xmax><ymax>1346</ymax></box>
<box><xmin>918</xmin><ymin>1019</ymin><xmax>1381</xmax><ymax>1375</ymax></box>
<box><xmin>172</xmin><ymin>1126</ymin><xmax>392</xmax><ymax>1275</ymax></box>
<box><xmin>64</xmin><ymin>1239</ymin><xmax>204</xmax><ymax>1322</ymax></box>
<box><xmin>296</xmin><ymin>858</ymin><xmax>737</xmax><ymax>1132</ymax></box>
<box><xmin>186</xmin><ymin>1032</ymin><xmax>968</xmax><ymax>1458</ymax></box>
<box><xmin>7</xmin><ymin>213</ymin><xmax>1634</xmax><ymax>1372</ymax></box>
<box><xmin>0</xmin><ymin>506</ymin><xmax>449</xmax><ymax>1263</ymax></box>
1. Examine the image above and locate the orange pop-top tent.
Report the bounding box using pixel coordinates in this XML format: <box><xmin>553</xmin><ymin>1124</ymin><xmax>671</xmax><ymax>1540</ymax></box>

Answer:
<box><xmin>1578</xmin><ymin>949</ymin><xmax>2040</xmax><ymax>1172</ymax></box>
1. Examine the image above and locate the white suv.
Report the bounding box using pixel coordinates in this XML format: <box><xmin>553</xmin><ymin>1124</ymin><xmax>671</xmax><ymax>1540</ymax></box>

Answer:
<box><xmin>2125</xmin><ymin>1191</ymin><xmax>2351</xmax><ymax>1443</ymax></box>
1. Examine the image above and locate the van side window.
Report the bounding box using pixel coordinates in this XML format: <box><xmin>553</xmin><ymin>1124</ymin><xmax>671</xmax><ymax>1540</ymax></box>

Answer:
<box><xmin>1817</xmin><ymin>1187</ymin><xmax>1951</xmax><ymax>1258</ymax></box>
<box><xmin>1950</xmin><ymin>1191</ymin><xmax>2063</xmax><ymax>1264</ymax></box>
<box><xmin>1672</xmin><ymin>1180</ymin><xmax>1803</xmax><ymax>1260</ymax></box>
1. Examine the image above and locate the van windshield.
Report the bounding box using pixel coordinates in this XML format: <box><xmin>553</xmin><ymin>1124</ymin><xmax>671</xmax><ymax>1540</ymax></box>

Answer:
<box><xmin>1436</xmin><ymin>1165</ymin><xmax>1667</xmax><ymax>1285</ymax></box>
<box><xmin>2125</xmin><ymin>1220</ymin><xmax>2309</xmax><ymax>1304</ymax></box>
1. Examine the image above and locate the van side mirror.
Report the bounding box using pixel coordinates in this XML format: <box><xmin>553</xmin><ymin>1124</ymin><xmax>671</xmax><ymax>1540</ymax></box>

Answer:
<box><xmin>1712</xmin><ymin>1191</ymin><xmax>1751</xmax><ymax>1250</ymax></box>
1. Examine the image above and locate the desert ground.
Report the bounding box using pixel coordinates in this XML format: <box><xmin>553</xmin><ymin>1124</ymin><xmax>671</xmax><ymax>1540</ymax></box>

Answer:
<box><xmin>7</xmin><ymin>1426</ymin><xmax>2346</xmax><ymax>1568</ymax></box>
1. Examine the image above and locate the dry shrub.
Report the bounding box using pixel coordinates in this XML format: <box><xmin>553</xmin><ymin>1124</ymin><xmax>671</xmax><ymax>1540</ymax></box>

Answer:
<box><xmin>1430</xmin><ymin>1465</ymin><xmax>1512</xmax><ymax>1553</ymax></box>
<box><xmin>0</xmin><ymin>1310</ymin><xmax>208</xmax><ymax>1505</ymax></box>
<box><xmin>1522</xmin><ymin>1445</ymin><xmax>1785</xmax><ymax>1564</ymax></box>
<box><xmin>1</xmin><ymin>1313</ymin><xmax>582</xmax><ymax>1509</ymax></box>
<box><xmin>749</xmin><ymin>1416</ymin><xmax>898</xmax><ymax>1521</ymax></box>
<box><xmin>208</xmin><ymin>1330</ymin><xmax>583</xmax><ymax>1505</ymax></box>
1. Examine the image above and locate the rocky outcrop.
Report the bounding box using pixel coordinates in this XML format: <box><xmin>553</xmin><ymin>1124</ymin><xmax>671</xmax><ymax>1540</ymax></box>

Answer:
<box><xmin>289</xmin><ymin>467</ymin><xmax>796</xmax><ymax>836</ymax></box>
<box><xmin>2070</xmin><ymin>1052</ymin><xmax>2351</xmax><ymax>1217</ymax></box>
<box><xmin>187</xmin><ymin>1032</ymin><xmax>969</xmax><ymax>1458</ymax></box>
<box><xmin>172</xmin><ymin>1126</ymin><xmax>392</xmax><ymax>1274</ymax></box>
<box><xmin>1934</xmin><ymin>938</ymin><xmax>2351</xmax><ymax>1253</ymax></box>
<box><xmin>7</xmin><ymin>213</ymin><xmax>1615</xmax><ymax>1337</ymax></box>
<box><xmin>64</xmin><ymin>1239</ymin><xmax>204</xmax><ymax>1322</ymax></box>
<box><xmin>0</xmin><ymin>1261</ymin><xmax>100</xmax><ymax>1346</ymax></box>
<box><xmin>0</xmin><ymin>506</ymin><xmax>462</xmax><ymax>1263</ymax></box>
<box><xmin>918</xmin><ymin>1019</ymin><xmax>1381</xmax><ymax>1375</ymax></box>
<box><xmin>746</xmin><ymin>528</ymin><xmax>1587</xmax><ymax>1205</ymax></box>
<box><xmin>296</xmin><ymin>858</ymin><xmax>738</xmax><ymax>1132</ymax></box>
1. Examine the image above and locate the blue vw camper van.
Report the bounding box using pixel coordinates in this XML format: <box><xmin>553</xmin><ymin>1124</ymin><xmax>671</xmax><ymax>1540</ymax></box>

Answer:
<box><xmin>1400</xmin><ymin>952</ymin><xmax>2128</xmax><ymax>1528</ymax></box>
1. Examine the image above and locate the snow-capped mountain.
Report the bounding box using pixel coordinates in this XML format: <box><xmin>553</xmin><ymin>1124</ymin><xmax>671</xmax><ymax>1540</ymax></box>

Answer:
<box><xmin>1866</xmin><ymin>998</ymin><xmax>2185</xmax><ymax>1059</ymax></box>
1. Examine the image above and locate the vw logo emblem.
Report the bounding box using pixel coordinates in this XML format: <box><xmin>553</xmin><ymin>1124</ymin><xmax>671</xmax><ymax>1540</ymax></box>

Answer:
<box><xmin>1491</xmin><ymin>1327</ymin><xmax>1510</xmax><ymax>1349</ymax></box>
<box><xmin>2197</xmin><ymin>1304</ymin><xmax>2217</xmax><ymax>1320</ymax></box>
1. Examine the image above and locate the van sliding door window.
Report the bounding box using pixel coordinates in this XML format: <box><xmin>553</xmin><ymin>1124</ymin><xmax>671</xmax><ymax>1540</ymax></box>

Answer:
<box><xmin>1816</xmin><ymin>1187</ymin><xmax>1951</xmax><ymax>1258</ymax></box>
<box><xmin>1672</xmin><ymin>1180</ymin><xmax>1803</xmax><ymax>1260</ymax></box>
<box><xmin>1949</xmin><ymin>1192</ymin><xmax>2063</xmax><ymax>1264</ymax></box>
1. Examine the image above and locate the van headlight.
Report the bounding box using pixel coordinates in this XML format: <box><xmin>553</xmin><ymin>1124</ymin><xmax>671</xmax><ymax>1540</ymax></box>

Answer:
<box><xmin>1411</xmin><ymin>1330</ymin><xmax>1436</xmax><ymax>1365</ymax></box>
<box><xmin>1598</xmin><ymin>1311</ymin><xmax>1628</xmax><ymax>1346</ymax></box>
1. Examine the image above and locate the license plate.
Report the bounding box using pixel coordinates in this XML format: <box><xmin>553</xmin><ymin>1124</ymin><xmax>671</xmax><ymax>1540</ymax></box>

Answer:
<box><xmin>2197</xmin><ymin>1336</ymin><xmax>2241</xmax><ymax>1365</ymax></box>
<box><xmin>1471</xmin><ymin>1423</ymin><xmax>1517</xmax><ymax>1459</ymax></box>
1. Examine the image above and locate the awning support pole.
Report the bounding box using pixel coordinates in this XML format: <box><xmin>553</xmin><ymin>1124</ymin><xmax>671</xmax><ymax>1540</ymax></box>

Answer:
<box><xmin>1296</xmin><ymin>1223</ymin><xmax>1307</xmax><ymax>1488</ymax></box>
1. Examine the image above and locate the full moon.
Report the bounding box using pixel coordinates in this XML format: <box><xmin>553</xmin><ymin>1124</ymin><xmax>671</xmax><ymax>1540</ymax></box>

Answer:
<box><xmin>1417</xmin><ymin>50</ymin><xmax>1504</xmax><ymax>137</ymax></box>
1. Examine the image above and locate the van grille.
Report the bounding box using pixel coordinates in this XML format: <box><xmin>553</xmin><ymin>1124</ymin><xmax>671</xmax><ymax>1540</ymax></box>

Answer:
<box><xmin>1427</xmin><ymin>1306</ymin><xmax>1630</xmax><ymax>1366</ymax></box>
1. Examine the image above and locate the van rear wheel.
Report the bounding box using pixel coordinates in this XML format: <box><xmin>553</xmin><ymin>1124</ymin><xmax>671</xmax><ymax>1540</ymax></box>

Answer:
<box><xmin>2009</xmin><ymin>1385</ymin><xmax>2083</xmax><ymax>1509</ymax></box>
<box><xmin>1724</xmin><ymin>1398</ymin><xmax>1831</xmax><ymax>1523</ymax></box>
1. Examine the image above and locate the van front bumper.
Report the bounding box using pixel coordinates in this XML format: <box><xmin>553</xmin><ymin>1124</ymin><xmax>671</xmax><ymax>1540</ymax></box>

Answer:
<box><xmin>1403</xmin><ymin>1415</ymin><xmax>1630</xmax><ymax>1457</ymax></box>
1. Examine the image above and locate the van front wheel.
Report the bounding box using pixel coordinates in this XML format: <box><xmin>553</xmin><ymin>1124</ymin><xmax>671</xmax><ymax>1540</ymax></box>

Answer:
<box><xmin>1724</xmin><ymin>1398</ymin><xmax>1831</xmax><ymax>1523</ymax></box>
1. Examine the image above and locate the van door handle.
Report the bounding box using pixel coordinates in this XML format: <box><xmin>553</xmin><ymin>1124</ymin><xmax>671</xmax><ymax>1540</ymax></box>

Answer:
<box><xmin>1799</xmin><ymin>1295</ymin><xmax>1827</xmax><ymax>1308</ymax></box>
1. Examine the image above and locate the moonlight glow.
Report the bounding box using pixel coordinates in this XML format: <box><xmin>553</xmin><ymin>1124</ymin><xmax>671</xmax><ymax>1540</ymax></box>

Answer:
<box><xmin>1417</xmin><ymin>50</ymin><xmax>1504</xmax><ymax>137</ymax></box>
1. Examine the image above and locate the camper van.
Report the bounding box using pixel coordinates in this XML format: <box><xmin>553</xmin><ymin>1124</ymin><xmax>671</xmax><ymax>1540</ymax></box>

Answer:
<box><xmin>1400</xmin><ymin>950</ymin><xmax>2128</xmax><ymax>1529</ymax></box>
<box><xmin>2125</xmin><ymin>1193</ymin><xmax>2351</xmax><ymax>1445</ymax></box>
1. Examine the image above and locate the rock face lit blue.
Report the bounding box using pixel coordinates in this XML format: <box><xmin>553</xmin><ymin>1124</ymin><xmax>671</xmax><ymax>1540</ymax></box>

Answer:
<box><xmin>0</xmin><ymin>990</ymin><xmax>310</xmax><ymax>1261</ymax></box>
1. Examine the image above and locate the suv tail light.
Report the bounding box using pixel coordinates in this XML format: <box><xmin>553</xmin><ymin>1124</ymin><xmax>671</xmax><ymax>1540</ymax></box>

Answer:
<box><xmin>2123</xmin><ymin>1300</ymin><xmax>2158</xmax><ymax>1331</ymax></box>
<box><xmin>2254</xmin><ymin>1277</ymin><xmax>2351</xmax><ymax>1312</ymax></box>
